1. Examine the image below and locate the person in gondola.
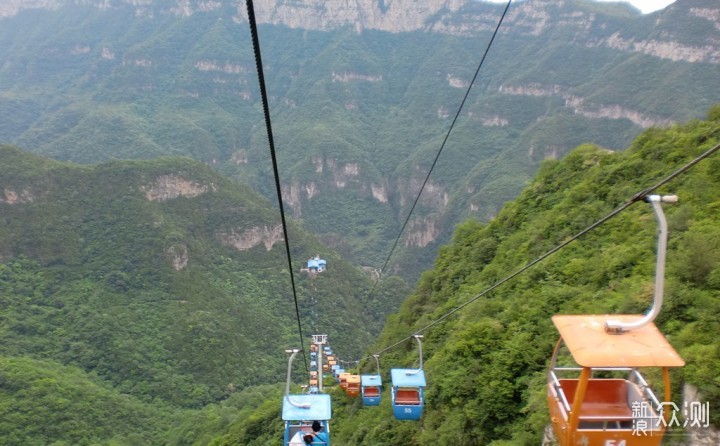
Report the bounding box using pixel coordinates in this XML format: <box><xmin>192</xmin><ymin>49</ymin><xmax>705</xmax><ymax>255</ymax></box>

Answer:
<box><xmin>310</xmin><ymin>421</ymin><xmax>328</xmax><ymax>444</ymax></box>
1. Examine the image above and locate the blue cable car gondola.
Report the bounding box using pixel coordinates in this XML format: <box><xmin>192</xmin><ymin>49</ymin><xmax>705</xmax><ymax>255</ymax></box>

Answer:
<box><xmin>282</xmin><ymin>349</ymin><xmax>332</xmax><ymax>445</ymax></box>
<box><xmin>390</xmin><ymin>335</ymin><xmax>426</xmax><ymax>420</ymax></box>
<box><xmin>391</xmin><ymin>369</ymin><xmax>425</xmax><ymax>420</ymax></box>
<box><xmin>306</xmin><ymin>255</ymin><xmax>327</xmax><ymax>273</ymax></box>
<box><xmin>361</xmin><ymin>354</ymin><xmax>382</xmax><ymax>406</ymax></box>
<box><xmin>283</xmin><ymin>394</ymin><xmax>331</xmax><ymax>445</ymax></box>
<box><xmin>361</xmin><ymin>374</ymin><xmax>382</xmax><ymax>406</ymax></box>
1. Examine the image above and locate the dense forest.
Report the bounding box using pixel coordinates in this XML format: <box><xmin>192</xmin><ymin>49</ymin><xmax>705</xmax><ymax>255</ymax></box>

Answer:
<box><xmin>0</xmin><ymin>144</ymin><xmax>409</xmax><ymax>443</ymax></box>
<box><xmin>1</xmin><ymin>107</ymin><xmax>718</xmax><ymax>444</ymax></box>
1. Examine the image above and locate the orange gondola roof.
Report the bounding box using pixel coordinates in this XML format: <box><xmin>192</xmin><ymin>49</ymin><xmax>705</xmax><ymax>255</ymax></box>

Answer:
<box><xmin>552</xmin><ymin>314</ymin><xmax>685</xmax><ymax>368</ymax></box>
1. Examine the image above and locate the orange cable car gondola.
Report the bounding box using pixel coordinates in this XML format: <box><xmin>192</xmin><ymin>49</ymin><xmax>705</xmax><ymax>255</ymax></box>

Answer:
<box><xmin>548</xmin><ymin>195</ymin><xmax>685</xmax><ymax>446</ymax></box>
<box><xmin>345</xmin><ymin>374</ymin><xmax>361</xmax><ymax>397</ymax></box>
<box><xmin>338</xmin><ymin>372</ymin><xmax>350</xmax><ymax>391</ymax></box>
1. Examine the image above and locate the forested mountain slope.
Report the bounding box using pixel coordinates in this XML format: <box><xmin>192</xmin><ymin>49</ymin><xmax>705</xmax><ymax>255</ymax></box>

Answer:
<box><xmin>0</xmin><ymin>0</ymin><xmax>718</xmax><ymax>279</ymax></box>
<box><xmin>0</xmin><ymin>145</ymin><xmax>399</xmax><ymax>430</ymax></box>
<box><xmin>329</xmin><ymin>106</ymin><xmax>720</xmax><ymax>445</ymax></box>
<box><xmin>192</xmin><ymin>107</ymin><xmax>720</xmax><ymax>446</ymax></box>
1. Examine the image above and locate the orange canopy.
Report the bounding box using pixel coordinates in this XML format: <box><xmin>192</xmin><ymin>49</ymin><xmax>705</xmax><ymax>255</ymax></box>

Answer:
<box><xmin>552</xmin><ymin>314</ymin><xmax>685</xmax><ymax>368</ymax></box>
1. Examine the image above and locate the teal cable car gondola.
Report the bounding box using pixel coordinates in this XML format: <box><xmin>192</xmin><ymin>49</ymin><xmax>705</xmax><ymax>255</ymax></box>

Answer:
<box><xmin>390</xmin><ymin>335</ymin><xmax>426</xmax><ymax>420</ymax></box>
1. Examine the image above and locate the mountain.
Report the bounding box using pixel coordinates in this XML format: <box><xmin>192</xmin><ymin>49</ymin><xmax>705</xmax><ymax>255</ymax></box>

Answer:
<box><xmin>0</xmin><ymin>0</ymin><xmax>718</xmax><ymax>281</ymax></box>
<box><xmin>0</xmin><ymin>144</ymin><xmax>397</xmax><ymax>411</ymax></box>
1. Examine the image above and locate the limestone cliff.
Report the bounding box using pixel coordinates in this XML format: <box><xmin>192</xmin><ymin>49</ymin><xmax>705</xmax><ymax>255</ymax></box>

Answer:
<box><xmin>2</xmin><ymin>0</ymin><xmax>717</xmax><ymax>65</ymax></box>
<box><xmin>141</xmin><ymin>175</ymin><xmax>216</xmax><ymax>202</ymax></box>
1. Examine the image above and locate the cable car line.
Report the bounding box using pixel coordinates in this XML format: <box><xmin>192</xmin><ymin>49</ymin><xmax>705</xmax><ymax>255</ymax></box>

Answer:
<box><xmin>363</xmin><ymin>0</ymin><xmax>514</xmax><ymax>307</ymax></box>
<box><xmin>246</xmin><ymin>0</ymin><xmax>308</xmax><ymax>374</ymax></box>
<box><xmin>247</xmin><ymin>0</ymin><xmax>514</xmax><ymax>378</ymax></box>
<box><xmin>245</xmin><ymin>0</ymin><xmax>719</xmax><ymax>431</ymax></box>
<box><xmin>354</xmin><ymin>140</ymin><xmax>720</xmax><ymax>363</ymax></box>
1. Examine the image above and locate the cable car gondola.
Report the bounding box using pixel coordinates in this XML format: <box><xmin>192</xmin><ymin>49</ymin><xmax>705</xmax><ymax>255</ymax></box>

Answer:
<box><xmin>345</xmin><ymin>374</ymin><xmax>361</xmax><ymax>397</ymax></box>
<box><xmin>338</xmin><ymin>372</ymin><xmax>350</xmax><ymax>390</ymax></box>
<box><xmin>391</xmin><ymin>335</ymin><xmax>426</xmax><ymax>420</ymax></box>
<box><xmin>361</xmin><ymin>355</ymin><xmax>382</xmax><ymax>406</ymax></box>
<box><xmin>282</xmin><ymin>349</ymin><xmax>332</xmax><ymax>446</ymax></box>
<box><xmin>547</xmin><ymin>195</ymin><xmax>685</xmax><ymax>446</ymax></box>
<box><xmin>361</xmin><ymin>375</ymin><xmax>382</xmax><ymax>406</ymax></box>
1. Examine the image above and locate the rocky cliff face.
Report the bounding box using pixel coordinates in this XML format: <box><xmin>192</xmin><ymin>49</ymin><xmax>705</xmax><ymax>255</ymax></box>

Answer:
<box><xmin>1</xmin><ymin>188</ymin><xmax>35</xmax><ymax>204</ymax></box>
<box><xmin>0</xmin><ymin>0</ymin><xmax>465</xmax><ymax>26</ymax></box>
<box><xmin>216</xmin><ymin>225</ymin><xmax>284</xmax><ymax>251</ymax></box>
<box><xmin>249</xmin><ymin>0</ymin><xmax>466</xmax><ymax>32</ymax></box>
<box><xmin>3</xmin><ymin>0</ymin><xmax>717</xmax><ymax>65</ymax></box>
<box><xmin>139</xmin><ymin>174</ymin><xmax>284</xmax><ymax>256</ymax></box>
<box><xmin>142</xmin><ymin>175</ymin><xmax>216</xmax><ymax>201</ymax></box>
<box><xmin>499</xmin><ymin>83</ymin><xmax>676</xmax><ymax>128</ymax></box>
